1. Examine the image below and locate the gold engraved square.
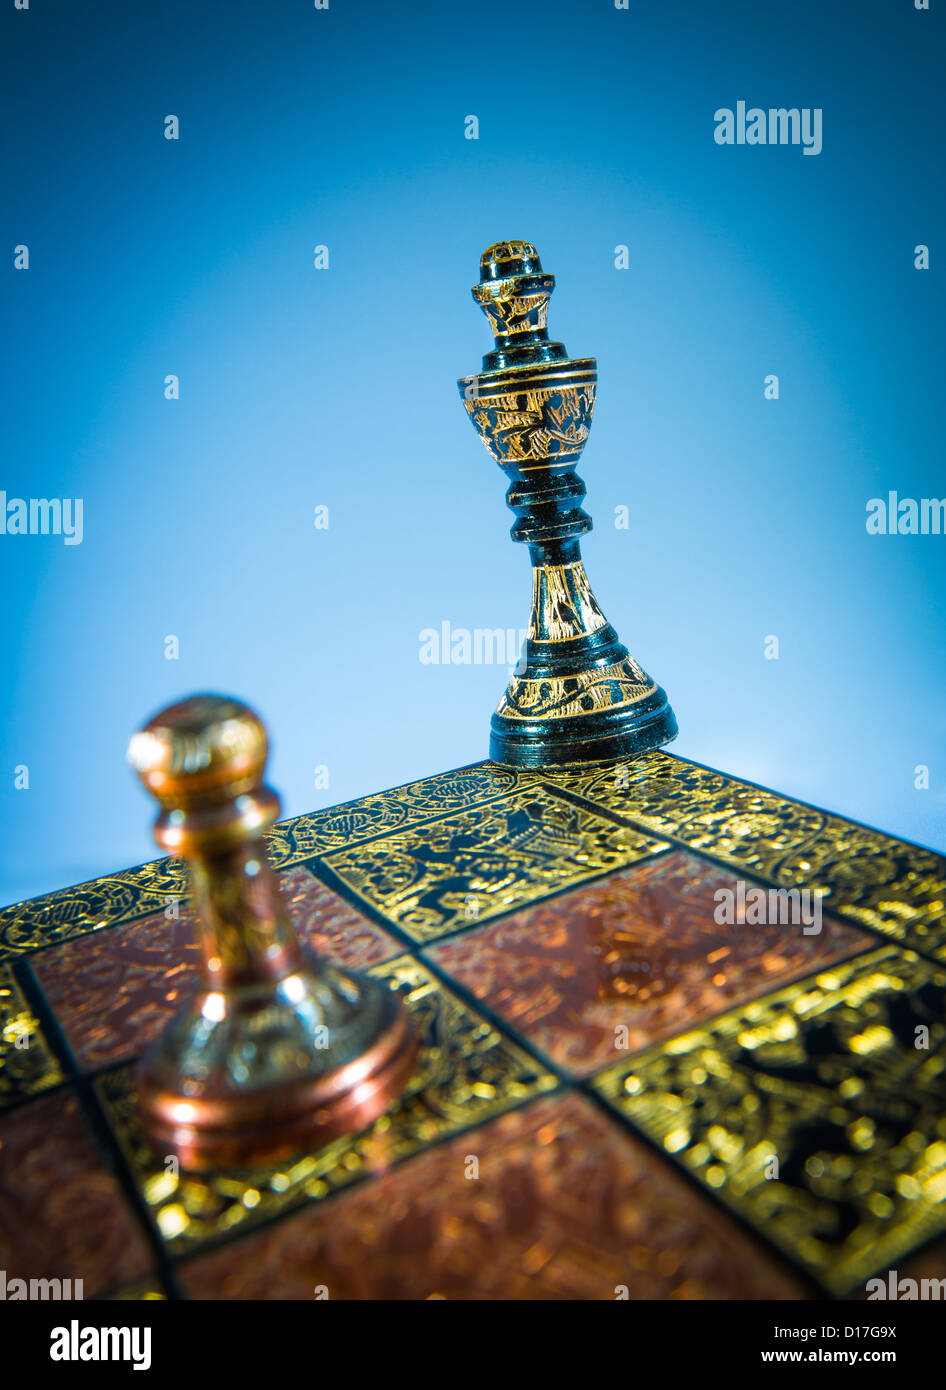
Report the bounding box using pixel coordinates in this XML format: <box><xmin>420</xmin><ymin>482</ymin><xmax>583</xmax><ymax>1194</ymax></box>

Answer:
<box><xmin>322</xmin><ymin>787</ymin><xmax>671</xmax><ymax>943</ymax></box>
<box><xmin>592</xmin><ymin>946</ymin><xmax>946</xmax><ymax>1295</ymax></box>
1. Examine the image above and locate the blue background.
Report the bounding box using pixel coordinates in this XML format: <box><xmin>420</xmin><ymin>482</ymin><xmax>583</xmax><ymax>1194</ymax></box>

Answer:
<box><xmin>2</xmin><ymin>0</ymin><xmax>944</xmax><ymax>905</ymax></box>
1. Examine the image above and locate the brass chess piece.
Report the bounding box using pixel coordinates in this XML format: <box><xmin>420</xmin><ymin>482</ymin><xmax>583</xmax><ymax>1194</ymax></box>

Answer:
<box><xmin>127</xmin><ymin>694</ymin><xmax>416</xmax><ymax>1171</ymax></box>
<box><xmin>458</xmin><ymin>240</ymin><xmax>677</xmax><ymax>768</ymax></box>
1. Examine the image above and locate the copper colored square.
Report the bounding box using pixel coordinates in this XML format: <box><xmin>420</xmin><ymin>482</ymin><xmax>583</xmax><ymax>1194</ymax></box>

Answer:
<box><xmin>0</xmin><ymin>1090</ymin><xmax>153</xmax><ymax>1297</ymax></box>
<box><xmin>426</xmin><ymin>850</ymin><xmax>873</xmax><ymax>1077</ymax></box>
<box><xmin>179</xmin><ymin>1090</ymin><xmax>805</xmax><ymax>1300</ymax></box>
<box><xmin>32</xmin><ymin>866</ymin><xmax>402</xmax><ymax>1071</ymax></box>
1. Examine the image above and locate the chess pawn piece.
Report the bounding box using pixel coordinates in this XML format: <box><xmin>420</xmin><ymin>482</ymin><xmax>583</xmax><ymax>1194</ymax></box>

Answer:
<box><xmin>458</xmin><ymin>240</ymin><xmax>678</xmax><ymax>768</ymax></box>
<box><xmin>127</xmin><ymin>694</ymin><xmax>416</xmax><ymax>1171</ymax></box>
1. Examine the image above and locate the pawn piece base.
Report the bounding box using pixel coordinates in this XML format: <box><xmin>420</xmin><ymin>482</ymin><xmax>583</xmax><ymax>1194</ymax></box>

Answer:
<box><xmin>489</xmin><ymin>688</ymin><xmax>678</xmax><ymax>769</ymax></box>
<box><xmin>135</xmin><ymin>974</ymin><xmax>418</xmax><ymax>1173</ymax></box>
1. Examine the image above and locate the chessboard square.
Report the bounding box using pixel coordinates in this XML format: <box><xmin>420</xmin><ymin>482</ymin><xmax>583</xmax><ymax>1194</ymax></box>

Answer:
<box><xmin>0</xmin><ymin>963</ymin><xmax>64</xmax><ymax>1110</ymax></box>
<box><xmin>542</xmin><ymin>752</ymin><xmax>946</xmax><ymax>958</ymax></box>
<box><xmin>178</xmin><ymin>1090</ymin><xmax>805</xmax><ymax>1300</ymax></box>
<box><xmin>32</xmin><ymin>908</ymin><xmax>196</xmax><ymax>1074</ymax></box>
<box><xmin>95</xmin><ymin>955</ymin><xmax>557</xmax><ymax>1257</ymax></box>
<box><xmin>278</xmin><ymin>864</ymin><xmax>404</xmax><ymax>966</ymax></box>
<box><xmin>0</xmin><ymin>1089</ymin><xmax>154</xmax><ymax>1298</ymax></box>
<box><xmin>32</xmin><ymin>867</ymin><xmax>402</xmax><ymax>1072</ymax></box>
<box><xmin>592</xmin><ymin>946</ymin><xmax>946</xmax><ymax>1295</ymax></box>
<box><xmin>426</xmin><ymin>851</ymin><xmax>874</xmax><ymax>1078</ymax></box>
<box><xmin>322</xmin><ymin>786</ymin><xmax>670</xmax><ymax>943</ymax></box>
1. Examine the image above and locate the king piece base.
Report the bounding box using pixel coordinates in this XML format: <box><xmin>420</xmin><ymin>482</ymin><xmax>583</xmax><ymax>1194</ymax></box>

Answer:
<box><xmin>489</xmin><ymin>685</ymin><xmax>678</xmax><ymax>769</ymax></box>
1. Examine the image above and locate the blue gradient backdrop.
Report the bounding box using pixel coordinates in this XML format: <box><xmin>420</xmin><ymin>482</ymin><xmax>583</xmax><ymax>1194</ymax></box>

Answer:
<box><xmin>2</xmin><ymin>0</ymin><xmax>944</xmax><ymax>904</ymax></box>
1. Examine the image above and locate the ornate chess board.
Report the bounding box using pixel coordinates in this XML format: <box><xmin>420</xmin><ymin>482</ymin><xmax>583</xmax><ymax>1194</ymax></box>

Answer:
<box><xmin>2</xmin><ymin>749</ymin><xmax>945</xmax><ymax>1301</ymax></box>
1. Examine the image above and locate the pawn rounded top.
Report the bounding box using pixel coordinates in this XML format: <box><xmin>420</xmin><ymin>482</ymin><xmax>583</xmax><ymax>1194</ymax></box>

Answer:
<box><xmin>127</xmin><ymin>693</ymin><xmax>268</xmax><ymax>809</ymax></box>
<box><xmin>479</xmin><ymin>240</ymin><xmax>544</xmax><ymax>281</ymax></box>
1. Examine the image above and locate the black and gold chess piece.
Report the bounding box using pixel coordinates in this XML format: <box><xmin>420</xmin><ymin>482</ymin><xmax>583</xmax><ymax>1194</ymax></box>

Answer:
<box><xmin>127</xmin><ymin>694</ymin><xmax>416</xmax><ymax>1170</ymax></box>
<box><xmin>458</xmin><ymin>240</ymin><xmax>677</xmax><ymax>767</ymax></box>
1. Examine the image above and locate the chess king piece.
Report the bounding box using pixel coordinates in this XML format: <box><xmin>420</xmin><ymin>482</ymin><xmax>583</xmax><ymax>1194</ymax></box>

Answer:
<box><xmin>458</xmin><ymin>240</ymin><xmax>678</xmax><ymax>767</ymax></box>
<box><xmin>127</xmin><ymin>694</ymin><xmax>417</xmax><ymax>1170</ymax></box>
